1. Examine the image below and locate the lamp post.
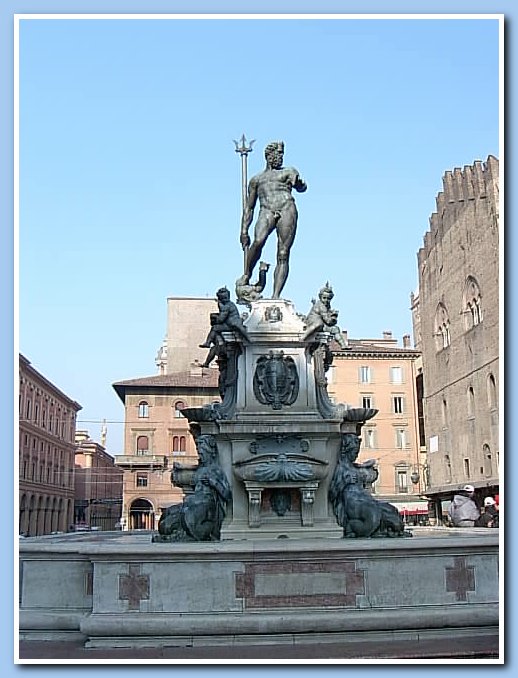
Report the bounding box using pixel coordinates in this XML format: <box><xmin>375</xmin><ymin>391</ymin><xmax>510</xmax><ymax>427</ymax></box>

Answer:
<box><xmin>410</xmin><ymin>463</ymin><xmax>430</xmax><ymax>492</ymax></box>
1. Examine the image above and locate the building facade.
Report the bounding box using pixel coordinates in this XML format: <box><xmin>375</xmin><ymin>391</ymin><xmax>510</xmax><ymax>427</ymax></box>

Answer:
<box><xmin>19</xmin><ymin>354</ymin><xmax>82</xmax><ymax>536</ymax></box>
<box><xmin>415</xmin><ymin>156</ymin><xmax>500</xmax><ymax>516</ymax></box>
<box><xmin>112</xmin><ymin>367</ymin><xmax>219</xmax><ymax>530</ymax></box>
<box><xmin>74</xmin><ymin>430</ymin><xmax>124</xmax><ymax>531</ymax></box>
<box><xmin>158</xmin><ymin>296</ymin><xmax>218</xmax><ymax>374</ymax></box>
<box><xmin>328</xmin><ymin>333</ymin><xmax>428</xmax><ymax>524</ymax></box>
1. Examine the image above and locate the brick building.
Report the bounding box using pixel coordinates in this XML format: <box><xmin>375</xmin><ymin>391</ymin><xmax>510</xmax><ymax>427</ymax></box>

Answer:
<box><xmin>112</xmin><ymin>367</ymin><xmax>219</xmax><ymax>530</ymax></box>
<box><xmin>19</xmin><ymin>354</ymin><xmax>82</xmax><ymax>536</ymax></box>
<box><xmin>415</xmin><ymin>156</ymin><xmax>500</xmax><ymax>518</ymax></box>
<box><xmin>74</xmin><ymin>430</ymin><xmax>123</xmax><ymax>531</ymax></box>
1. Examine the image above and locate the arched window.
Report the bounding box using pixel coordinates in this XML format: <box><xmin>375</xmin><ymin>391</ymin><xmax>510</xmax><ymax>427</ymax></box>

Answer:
<box><xmin>136</xmin><ymin>436</ymin><xmax>149</xmax><ymax>455</ymax></box>
<box><xmin>487</xmin><ymin>374</ymin><xmax>497</xmax><ymax>409</ymax></box>
<box><xmin>463</xmin><ymin>276</ymin><xmax>483</xmax><ymax>330</ymax></box>
<box><xmin>174</xmin><ymin>401</ymin><xmax>186</xmax><ymax>418</ymax></box>
<box><xmin>172</xmin><ymin>436</ymin><xmax>187</xmax><ymax>454</ymax></box>
<box><xmin>434</xmin><ymin>303</ymin><xmax>451</xmax><ymax>350</ymax></box>
<box><xmin>138</xmin><ymin>401</ymin><xmax>149</xmax><ymax>418</ymax></box>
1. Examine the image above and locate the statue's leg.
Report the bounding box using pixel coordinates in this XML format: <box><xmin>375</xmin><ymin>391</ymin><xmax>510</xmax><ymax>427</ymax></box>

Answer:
<box><xmin>246</xmin><ymin>212</ymin><xmax>275</xmax><ymax>281</ymax></box>
<box><xmin>199</xmin><ymin>328</ymin><xmax>216</xmax><ymax>348</ymax></box>
<box><xmin>302</xmin><ymin>322</ymin><xmax>322</xmax><ymax>341</ymax></box>
<box><xmin>273</xmin><ymin>209</ymin><xmax>297</xmax><ymax>299</ymax></box>
<box><xmin>201</xmin><ymin>345</ymin><xmax>218</xmax><ymax>367</ymax></box>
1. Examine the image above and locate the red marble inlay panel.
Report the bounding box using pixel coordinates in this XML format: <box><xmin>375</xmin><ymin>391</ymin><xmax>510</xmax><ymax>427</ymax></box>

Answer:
<box><xmin>118</xmin><ymin>563</ymin><xmax>150</xmax><ymax>610</ymax></box>
<box><xmin>85</xmin><ymin>570</ymin><xmax>93</xmax><ymax>596</ymax></box>
<box><xmin>445</xmin><ymin>556</ymin><xmax>476</xmax><ymax>601</ymax></box>
<box><xmin>235</xmin><ymin>560</ymin><xmax>365</xmax><ymax>609</ymax></box>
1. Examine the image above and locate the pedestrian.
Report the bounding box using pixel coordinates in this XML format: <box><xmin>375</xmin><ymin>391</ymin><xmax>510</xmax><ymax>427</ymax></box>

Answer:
<box><xmin>475</xmin><ymin>496</ymin><xmax>499</xmax><ymax>528</ymax></box>
<box><xmin>448</xmin><ymin>484</ymin><xmax>480</xmax><ymax>527</ymax></box>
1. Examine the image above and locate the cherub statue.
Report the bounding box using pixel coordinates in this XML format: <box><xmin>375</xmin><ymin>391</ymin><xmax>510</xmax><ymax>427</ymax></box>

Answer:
<box><xmin>302</xmin><ymin>283</ymin><xmax>348</xmax><ymax>349</ymax></box>
<box><xmin>199</xmin><ymin>287</ymin><xmax>249</xmax><ymax>367</ymax></box>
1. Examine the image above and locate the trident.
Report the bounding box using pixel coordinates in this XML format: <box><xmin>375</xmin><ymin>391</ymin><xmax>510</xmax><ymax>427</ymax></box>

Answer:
<box><xmin>234</xmin><ymin>133</ymin><xmax>254</xmax><ymax>272</ymax></box>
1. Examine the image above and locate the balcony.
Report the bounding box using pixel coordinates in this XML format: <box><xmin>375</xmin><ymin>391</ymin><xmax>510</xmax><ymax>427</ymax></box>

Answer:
<box><xmin>114</xmin><ymin>454</ymin><xmax>167</xmax><ymax>470</ymax></box>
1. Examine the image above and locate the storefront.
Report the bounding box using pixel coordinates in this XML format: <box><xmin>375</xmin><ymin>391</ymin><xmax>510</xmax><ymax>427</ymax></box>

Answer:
<box><xmin>391</xmin><ymin>500</ymin><xmax>430</xmax><ymax>526</ymax></box>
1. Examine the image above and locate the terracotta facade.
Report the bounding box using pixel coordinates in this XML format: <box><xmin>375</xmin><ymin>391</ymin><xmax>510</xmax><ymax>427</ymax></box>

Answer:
<box><xmin>328</xmin><ymin>334</ymin><xmax>427</xmax><ymax>514</ymax></box>
<box><xmin>113</xmin><ymin>368</ymin><xmax>219</xmax><ymax>530</ymax></box>
<box><xmin>19</xmin><ymin>354</ymin><xmax>82</xmax><ymax>536</ymax></box>
<box><xmin>74</xmin><ymin>431</ymin><xmax>124</xmax><ymax>530</ymax></box>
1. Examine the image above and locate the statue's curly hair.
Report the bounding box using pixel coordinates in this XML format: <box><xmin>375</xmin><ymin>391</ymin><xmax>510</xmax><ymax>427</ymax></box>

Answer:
<box><xmin>264</xmin><ymin>141</ymin><xmax>284</xmax><ymax>162</ymax></box>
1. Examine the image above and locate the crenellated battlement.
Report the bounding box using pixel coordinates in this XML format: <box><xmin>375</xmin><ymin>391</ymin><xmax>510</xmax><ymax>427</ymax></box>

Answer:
<box><xmin>419</xmin><ymin>155</ymin><xmax>499</xmax><ymax>260</ymax></box>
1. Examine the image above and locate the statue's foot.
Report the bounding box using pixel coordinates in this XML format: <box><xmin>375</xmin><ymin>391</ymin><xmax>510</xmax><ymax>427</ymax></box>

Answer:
<box><xmin>199</xmin><ymin>342</ymin><xmax>211</xmax><ymax>348</ymax></box>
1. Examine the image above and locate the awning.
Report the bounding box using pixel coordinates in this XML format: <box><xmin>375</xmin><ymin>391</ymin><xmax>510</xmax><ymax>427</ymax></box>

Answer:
<box><xmin>391</xmin><ymin>501</ymin><xmax>429</xmax><ymax>515</ymax></box>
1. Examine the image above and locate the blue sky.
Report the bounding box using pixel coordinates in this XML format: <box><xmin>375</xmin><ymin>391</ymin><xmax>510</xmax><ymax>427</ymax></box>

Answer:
<box><xmin>17</xmin><ymin>15</ymin><xmax>500</xmax><ymax>456</ymax></box>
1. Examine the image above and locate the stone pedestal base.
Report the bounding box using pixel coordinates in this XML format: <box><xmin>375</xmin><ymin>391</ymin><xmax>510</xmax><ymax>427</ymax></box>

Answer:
<box><xmin>19</xmin><ymin>530</ymin><xmax>499</xmax><ymax>650</ymax></box>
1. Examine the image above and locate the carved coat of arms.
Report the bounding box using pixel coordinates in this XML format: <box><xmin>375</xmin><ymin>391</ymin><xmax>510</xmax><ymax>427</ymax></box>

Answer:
<box><xmin>253</xmin><ymin>351</ymin><xmax>299</xmax><ymax>410</ymax></box>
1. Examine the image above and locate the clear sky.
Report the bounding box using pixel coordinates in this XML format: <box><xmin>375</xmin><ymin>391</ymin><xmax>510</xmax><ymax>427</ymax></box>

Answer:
<box><xmin>17</xmin><ymin>15</ymin><xmax>499</xmax><ymax>456</ymax></box>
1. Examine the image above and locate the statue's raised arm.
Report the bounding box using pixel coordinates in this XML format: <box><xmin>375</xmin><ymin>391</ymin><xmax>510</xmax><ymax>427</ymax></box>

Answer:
<box><xmin>239</xmin><ymin>141</ymin><xmax>306</xmax><ymax>299</ymax></box>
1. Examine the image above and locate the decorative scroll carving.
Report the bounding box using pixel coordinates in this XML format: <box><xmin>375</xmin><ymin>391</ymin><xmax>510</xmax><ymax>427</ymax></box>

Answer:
<box><xmin>234</xmin><ymin>452</ymin><xmax>328</xmax><ymax>483</ymax></box>
<box><xmin>253</xmin><ymin>454</ymin><xmax>315</xmax><ymax>482</ymax></box>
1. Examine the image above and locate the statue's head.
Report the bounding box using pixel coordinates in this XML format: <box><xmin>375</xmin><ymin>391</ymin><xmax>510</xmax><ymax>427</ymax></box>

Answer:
<box><xmin>196</xmin><ymin>434</ymin><xmax>218</xmax><ymax>465</ymax></box>
<box><xmin>216</xmin><ymin>287</ymin><xmax>230</xmax><ymax>303</ymax></box>
<box><xmin>319</xmin><ymin>282</ymin><xmax>334</xmax><ymax>303</ymax></box>
<box><xmin>341</xmin><ymin>433</ymin><xmax>361</xmax><ymax>461</ymax></box>
<box><xmin>265</xmin><ymin>141</ymin><xmax>284</xmax><ymax>169</ymax></box>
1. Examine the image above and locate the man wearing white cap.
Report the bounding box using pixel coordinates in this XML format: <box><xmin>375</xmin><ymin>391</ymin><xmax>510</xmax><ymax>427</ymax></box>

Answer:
<box><xmin>475</xmin><ymin>496</ymin><xmax>499</xmax><ymax>528</ymax></box>
<box><xmin>448</xmin><ymin>484</ymin><xmax>480</xmax><ymax>527</ymax></box>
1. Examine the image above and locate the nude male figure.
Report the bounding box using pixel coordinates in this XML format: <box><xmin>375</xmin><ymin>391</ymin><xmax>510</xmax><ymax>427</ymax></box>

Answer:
<box><xmin>240</xmin><ymin>141</ymin><xmax>307</xmax><ymax>299</ymax></box>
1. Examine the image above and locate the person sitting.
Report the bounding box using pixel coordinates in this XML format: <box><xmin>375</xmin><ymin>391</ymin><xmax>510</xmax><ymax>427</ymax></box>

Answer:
<box><xmin>448</xmin><ymin>484</ymin><xmax>480</xmax><ymax>527</ymax></box>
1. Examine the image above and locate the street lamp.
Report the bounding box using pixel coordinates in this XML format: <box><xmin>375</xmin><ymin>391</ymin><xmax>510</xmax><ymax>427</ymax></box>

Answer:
<box><xmin>410</xmin><ymin>464</ymin><xmax>429</xmax><ymax>491</ymax></box>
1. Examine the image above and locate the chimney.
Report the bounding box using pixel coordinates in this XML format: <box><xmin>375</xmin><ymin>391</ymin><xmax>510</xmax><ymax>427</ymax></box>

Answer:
<box><xmin>382</xmin><ymin>330</ymin><xmax>392</xmax><ymax>340</ymax></box>
<box><xmin>75</xmin><ymin>430</ymin><xmax>90</xmax><ymax>444</ymax></box>
<box><xmin>403</xmin><ymin>334</ymin><xmax>411</xmax><ymax>348</ymax></box>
